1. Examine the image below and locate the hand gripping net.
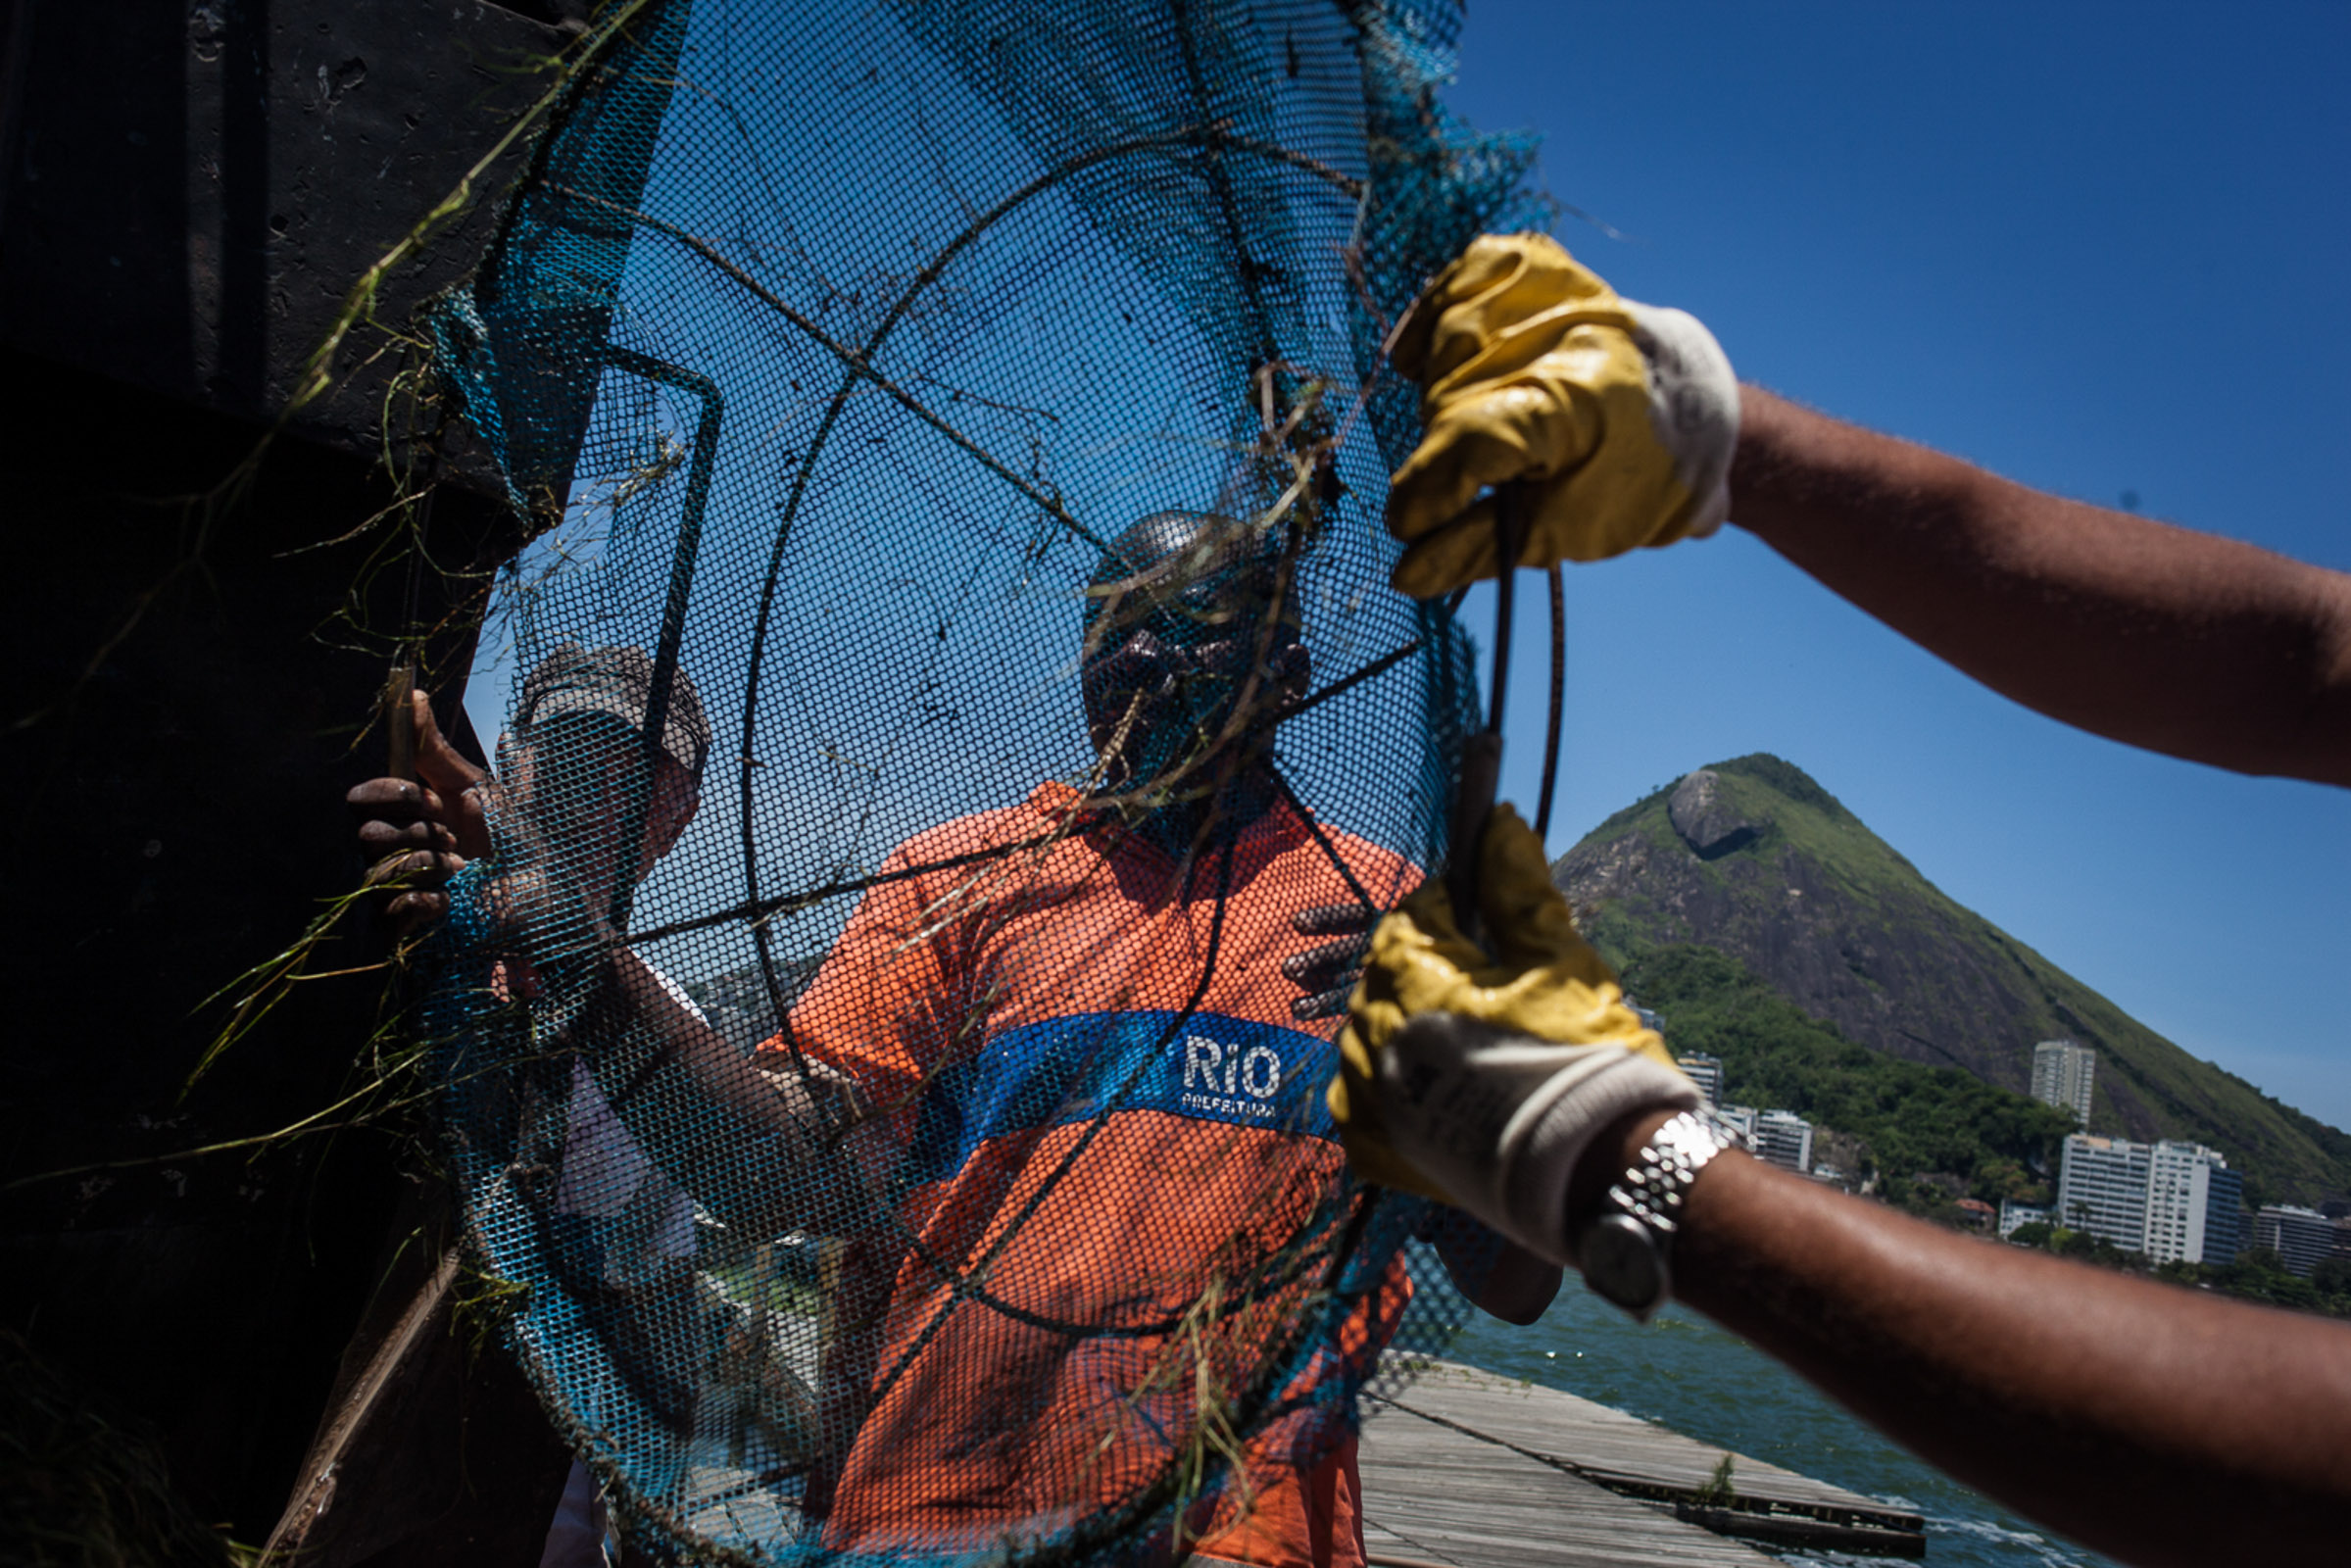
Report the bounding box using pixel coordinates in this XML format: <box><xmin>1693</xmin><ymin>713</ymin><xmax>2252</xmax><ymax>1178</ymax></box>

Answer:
<box><xmin>421</xmin><ymin>1</ymin><xmax>1543</xmax><ymax>1560</ymax></box>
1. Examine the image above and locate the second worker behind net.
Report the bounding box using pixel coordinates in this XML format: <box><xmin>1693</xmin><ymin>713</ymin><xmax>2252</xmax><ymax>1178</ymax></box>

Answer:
<box><xmin>433</xmin><ymin>509</ymin><xmax>1556</xmax><ymax>1568</ymax></box>
<box><xmin>353</xmin><ymin>643</ymin><xmax>723</xmax><ymax>1565</ymax></box>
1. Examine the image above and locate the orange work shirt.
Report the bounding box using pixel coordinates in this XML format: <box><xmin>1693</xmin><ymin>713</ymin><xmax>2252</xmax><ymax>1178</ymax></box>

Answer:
<box><xmin>766</xmin><ymin>782</ymin><xmax>1419</xmax><ymax>1565</ymax></box>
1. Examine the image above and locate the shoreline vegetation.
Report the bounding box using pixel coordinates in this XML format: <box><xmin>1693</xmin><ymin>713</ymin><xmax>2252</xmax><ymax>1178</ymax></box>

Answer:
<box><xmin>2001</xmin><ymin>1227</ymin><xmax>2351</xmax><ymax>1320</ymax></box>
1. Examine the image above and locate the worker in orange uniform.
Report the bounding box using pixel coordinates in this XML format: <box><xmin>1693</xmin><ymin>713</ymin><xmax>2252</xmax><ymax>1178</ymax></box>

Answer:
<box><xmin>766</xmin><ymin>508</ymin><xmax>1557</xmax><ymax>1566</ymax></box>
<box><xmin>1329</xmin><ymin>232</ymin><xmax>2351</xmax><ymax>1568</ymax></box>
<box><xmin>367</xmin><ymin>509</ymin><xmax>1558</xmax><ymax>1567</ymax></box>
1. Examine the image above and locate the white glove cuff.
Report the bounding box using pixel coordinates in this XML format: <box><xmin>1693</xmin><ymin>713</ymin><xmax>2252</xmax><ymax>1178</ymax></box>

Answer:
<box><xmin>1502</xmin><ymin>1051</ymin><xmax>1702</xmax><ymax>1266</ymax></box>
<box><xmin>1622</xmin><ymin>299</ymin><xmax>1739</xmax><ymax>541</ymax></box>
<box><xmin>1377</xmin><ymin>1013</ymin><xmax>1701</xmax><ymax>1264</ymax></box>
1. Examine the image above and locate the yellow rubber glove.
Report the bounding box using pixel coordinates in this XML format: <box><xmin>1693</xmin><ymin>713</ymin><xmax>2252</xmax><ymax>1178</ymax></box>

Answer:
<box><xmin>1327</xmin><ymin>805</ymin><xmax>1697</xmax><ymax>1261</ymax></box>
<box><xmin>1384</xmin><ymin>233</ymin><xmax>1739</xmax><ymax>598</ymax></box>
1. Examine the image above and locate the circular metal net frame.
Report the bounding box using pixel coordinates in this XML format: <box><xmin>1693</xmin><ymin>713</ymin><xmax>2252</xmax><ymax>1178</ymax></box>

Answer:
<box><xmin>417</xmin><ymin>2</ymin><xmax>1549</xmax><ymax>1561</ymax></box>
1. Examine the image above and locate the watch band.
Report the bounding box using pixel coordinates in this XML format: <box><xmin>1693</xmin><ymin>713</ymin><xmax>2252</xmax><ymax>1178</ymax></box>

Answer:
<box><xmin>1578</xmin><ymin>1107</ymin><xmax>1745</xmax><ymax>1320</ymax></box>
<box><xmin>1607</xmin><ymin>1106</ymin><xmax>1744</xmax><ymax>1241</ymax></box>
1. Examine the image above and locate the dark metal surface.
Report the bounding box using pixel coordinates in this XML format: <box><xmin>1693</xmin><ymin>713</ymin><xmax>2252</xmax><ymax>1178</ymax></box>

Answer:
<box><xmin>0</xmin><ymin>0</ymin><xmax>576</xmax><ymax>1546</ymax></box>
<box><xmin>0</xmin><ymin>0</ymin><xmax>573</xmax><ymax>461</ymax></box>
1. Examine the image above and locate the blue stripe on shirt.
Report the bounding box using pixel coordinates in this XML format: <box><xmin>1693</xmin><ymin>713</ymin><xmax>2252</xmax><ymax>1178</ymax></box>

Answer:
<box><xmin>903</xmin><ymin>1010</ymin><xmax>1337</xmax><ymax>1187</ymax></box>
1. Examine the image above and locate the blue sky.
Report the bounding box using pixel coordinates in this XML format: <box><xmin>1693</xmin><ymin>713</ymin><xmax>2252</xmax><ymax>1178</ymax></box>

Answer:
<box><xmin>467</xmin><ymin>1</ymin><xmax>2348</xmax><ymax>1134</ymax></box>
<box><xmin>1447</xmin><ymin>2</ymin><xmax>2351</xmax><ymax>1130</ymax></box>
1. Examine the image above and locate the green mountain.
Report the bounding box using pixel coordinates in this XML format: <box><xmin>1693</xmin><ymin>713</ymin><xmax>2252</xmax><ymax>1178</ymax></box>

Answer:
<box><xmin>1555</xmin><ymin>754</ymin><xmax>2351</xmax><ymax>1209</ymax></box>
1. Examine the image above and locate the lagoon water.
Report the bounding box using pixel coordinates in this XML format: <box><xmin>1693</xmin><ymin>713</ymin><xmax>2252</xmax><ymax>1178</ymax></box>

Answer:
<box><xmin>1444</xmin><ymin>1285</ymin><xmax>2119</xmax><ymax>1568</ymax></box>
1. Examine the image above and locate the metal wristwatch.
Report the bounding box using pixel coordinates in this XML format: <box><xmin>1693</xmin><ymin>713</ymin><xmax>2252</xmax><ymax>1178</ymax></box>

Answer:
<box><xmin>1574</xmin><ymin>1107</ymin><xmax>1744</xmax><ymax>1322</ymax></box>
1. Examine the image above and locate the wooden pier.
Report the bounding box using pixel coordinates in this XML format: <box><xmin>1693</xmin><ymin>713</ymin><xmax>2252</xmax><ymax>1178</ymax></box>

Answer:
<box><xmin>1355</xmin><ymin>1361</ymin><xmax>1927</xmax><ymax>1565</ymax></box>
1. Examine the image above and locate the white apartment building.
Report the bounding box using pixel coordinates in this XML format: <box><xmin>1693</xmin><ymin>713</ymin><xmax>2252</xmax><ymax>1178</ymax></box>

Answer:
<box><xmin>2057</xmin><ymin>1134</ymin><xmax>2151</xmax><ymax>1252</ymax></box>
<box><xmin>2032</xmin><ymin>1040</ymin><xmax>2097</xmax><ymax>1128</ymax></box>
<box><xmin>1675</xmin><ymin>1053</ymin><xmax>1724</xmax><ymax>1107</ymax></box>
<box><xmin>2143</xmin><ymin>1141</ymin><xmax>2232</xmax><ymax>1265</ymax></box>
<box><xmin>2058</xmin><ymin>1133</ymin><xmax>2243</xmax><ymax>1263</ymax></box>
<box><xmin>1751</xmin><ymin>1109</ymin><xmax>1815</xmax><ymax>1174</ymax></box>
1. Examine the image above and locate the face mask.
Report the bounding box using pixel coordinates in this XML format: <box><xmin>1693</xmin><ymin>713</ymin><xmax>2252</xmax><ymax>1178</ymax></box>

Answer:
<box><xmin>1081</xmin><ymin>560</ymin><xmax>1306</xmax><ymax>813</ymax></box>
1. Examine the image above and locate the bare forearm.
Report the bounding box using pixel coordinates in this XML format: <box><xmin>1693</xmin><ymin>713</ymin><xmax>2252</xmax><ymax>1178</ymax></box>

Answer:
<box><xmin>1594</xmin><ymin>1113</ymin><xmax>2351</xmax><ymax>1567</ymax></box>
<box><xmin>579</xmin><ymin>953</ymin><xmax>869</xmax><ymax>1234</ymax></box>
<box><xmin>603</xmin><ymin>952</ymin><xmax>795</xmax><ymax>1131</ymax></box>
<box><xmin>1730</xmin><ymin>386</ymin><xmax>2351</xmax><ymax>784</ymax></box>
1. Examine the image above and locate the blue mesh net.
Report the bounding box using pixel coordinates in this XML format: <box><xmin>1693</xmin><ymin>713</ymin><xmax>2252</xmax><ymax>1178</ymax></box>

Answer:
<box><xmin>419</xmin><ymin>1</ymin><xmax>1542</xmax><ymax>1560</ymax></box>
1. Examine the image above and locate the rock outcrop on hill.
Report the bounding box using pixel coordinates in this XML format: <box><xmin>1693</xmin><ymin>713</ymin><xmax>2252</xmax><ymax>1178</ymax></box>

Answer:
<box><xmin>1665</xmin><ymin>769</ymin><xmax>1758</xmax><ymax>859</ymax></box>
<box><xmin>1557</xmin><ymin>754</ymin><xmax>2351</xmax><ymax>1205</ymax></box>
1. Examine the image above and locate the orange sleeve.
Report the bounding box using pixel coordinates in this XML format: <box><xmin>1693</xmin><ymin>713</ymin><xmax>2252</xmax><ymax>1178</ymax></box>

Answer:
<box><xmin>765</xmin><ymin>845</ymin><xmax>966</xmax><ymax>1116</ymax></box>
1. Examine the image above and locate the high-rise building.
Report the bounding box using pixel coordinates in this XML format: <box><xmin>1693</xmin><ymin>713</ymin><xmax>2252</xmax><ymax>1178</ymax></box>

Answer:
<box><xmin>2254</xmin><ymin>1205</ymin><xmax>2336</xmax><ymax>1277</ymax></box>
<box><xmin>1752</xmin><ymin>1109</ymin><xmax>1816</xmax><ymax>1174</ymax></box>
<box><xmin>2032</xmin><ymin>1040</ymin><xmax>2097</xmax><ymax>1128</ymax></box>
<box><xmin>1676</xmin><ymin>1053</ymin><xmax>1724</xmax><ymax>1107</ymax></box>
<box><xmin>2204</xmin><ymin>1167</ymin><xmax>2247</xmax><ymax>1266</ymax></box>
<box><xmin>2143</xmin><ymin>1141</ymin><xmax>2233</xmax><ymax>1265</ymax></box>
<box><xmin>2058</xmin><ymin>1134</ymin><xmax>2151</xmax><ymax>1253</ymax></box>
<box><xmin>1718</xmin><ymin>1105</ymin><xmax>1758</xmax><ymax>1148</ymax></box>
<box><xmin>2050</xmin><ymin>1136</ymin><xmax>2242</xmax><ymax>1264</ymax></box>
